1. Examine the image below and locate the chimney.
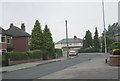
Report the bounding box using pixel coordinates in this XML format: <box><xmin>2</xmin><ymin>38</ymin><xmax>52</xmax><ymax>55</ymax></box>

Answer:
<box><xmin>74</xmin><ymin>35</ymin><xmax>77</xmax><ymax>39</ymax></box>
<box><xmin>21</xmin><ymin>23</ymin><xmax>25</xmax><ymax>31</ymax></box>
<box><xmin>10</xmin><ymin>23</ymin><xmax>14</xmax><ymax>28</ymax></box>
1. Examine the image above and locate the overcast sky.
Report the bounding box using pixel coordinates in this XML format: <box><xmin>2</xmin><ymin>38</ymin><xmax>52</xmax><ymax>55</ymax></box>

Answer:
<box><xmin>0</xmin><ymin>0</ymin><xmax>119</xmax><ymax>42</ymax></box>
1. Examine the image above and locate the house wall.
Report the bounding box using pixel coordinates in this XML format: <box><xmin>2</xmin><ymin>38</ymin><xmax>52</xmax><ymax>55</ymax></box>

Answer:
<box><xmin>0</xmin><ymin>43</ymin><xmax>7</xmax><ymax>49</ymax></box>
<box><xmin>12</xmin><ymin>37</ymin><xmax>29</xmax><ymax>52</ymax></box>
<box><xmin>0</xmin><ymin>34</ymin><xmax>7</xmax><ymax>55</ymax></box>
<box><xmin>55</xmin><ymin>42</ymin><xmax>83</xmax><ymax>49</ymax></box>
<box><xmin>115</xmin><ymin>35</ymin><xmax>120</xmax><ymax>42</ymax></box>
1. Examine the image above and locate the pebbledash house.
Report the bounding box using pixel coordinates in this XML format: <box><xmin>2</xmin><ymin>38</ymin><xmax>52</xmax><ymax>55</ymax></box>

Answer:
<box><xmin>0</xmin><ymin>23</ymin><xmax>30</xmax><ymax>55</ymax></box>
<box><xmin>55</xmin><ymin>36</ymin><xmax>83</xmax><ymax>51</ymax></box>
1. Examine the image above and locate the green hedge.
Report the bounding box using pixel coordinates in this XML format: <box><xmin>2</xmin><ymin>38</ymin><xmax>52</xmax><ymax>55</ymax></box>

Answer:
<box><xmin>27</xmin><ymin>50</ymin><xmax>42</xmax><ymax>59</ymax></box>
<box><xmin>78</xmin><ymin>47</ymin><xmax>100</xmax><ymax>53</ymax></box>
<box><xmin>54</xmin><ymin>49</ymin><xmax>62</xmax><ymax>58</ymax></box>
<box><xmin>42</xmin><ymin>50</ymin><xmax>49</xmax><ymax>60</ymax></box>
<box><xmin>7</xmin><ymin>52</ymin><xmax>29</xmax><ymax>61</ymax></box>
<box><xmin>3</xmin><ymin>49</ymin><xmax>62</xmax><ymax>61</ymax></box>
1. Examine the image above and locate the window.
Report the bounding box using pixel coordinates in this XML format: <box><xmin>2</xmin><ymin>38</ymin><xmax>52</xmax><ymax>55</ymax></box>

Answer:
<box><xmin>1</xmin><ymin>36</ymin><xmax>6</xmax><ymax>43</ymax></box>
<box><xmin>2</xmin><ymin>50</ymin><xmax>7</xmax><ymax>55</ymax></box>
<box><xmin>7</xmin><ymin>37</ymin><xmax>11</xmax><ymax>44</ymax></box>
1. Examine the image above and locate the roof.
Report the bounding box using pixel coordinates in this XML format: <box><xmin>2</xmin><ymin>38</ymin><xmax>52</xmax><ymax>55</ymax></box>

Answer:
<box><xmin>0</xmin><ymin>27</ymin><xmax>5</xmax><ymax>34</ymax></box>
<box><xmin>6</xmin><ymin>26</ymin><xmax>30</xmax><ymax>37</ymax></box>
<box><xmin>0</xmin><ymin>27</ymin><xmax>11</xmax><ymax>36</ymax></box>
<box><xmin>56</xmin><ymin>38</ymin><xmax>83</xmax><ymax>44</ymax></box>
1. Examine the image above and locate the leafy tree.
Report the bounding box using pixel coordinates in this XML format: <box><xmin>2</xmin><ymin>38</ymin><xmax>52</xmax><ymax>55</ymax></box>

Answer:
<box><xmin>93</xmin><ymin>27</ymin><xmax>100</xmax><ymax>49</ymax></box>
<box><xmin>83</xmin><ymin>30</ymin><xmax>93</xmax><ymax>48</ymax></box>
<box><xmin>101</xmin><ymin>22</ymin><xmax>120</xmax><ymax>52</ymax></box>
<box><xmin>43</xmin><ymin>25</ymin><xmax>54</xmax><ymax>55</ymax></box>
<box><xmin>30</xmin><ymin>20</ymin><xmax>43</xmax><ymax>50</ymax></box>
<box><xmin>107</xmin><ymin>22</ymin><xmax>120</xmax><ymax>36</ymax></box>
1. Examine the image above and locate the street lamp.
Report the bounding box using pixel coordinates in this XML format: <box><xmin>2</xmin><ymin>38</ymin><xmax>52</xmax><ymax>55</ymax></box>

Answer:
<box><xmin>102</xmin><ymin>0</ymin><xmax>107</xmax><ymax>54</ymax></box>
<box><xmin>65</xmin><ymin>20</ymin><xmax>69</xmax><ymax>58</ymax></box>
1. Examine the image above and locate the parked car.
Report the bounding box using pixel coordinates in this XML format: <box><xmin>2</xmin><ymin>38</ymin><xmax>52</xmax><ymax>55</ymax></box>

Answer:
<box><xmin>69</xmin><ymin>50</ymin><xmax>78</xmax><ymax>56</ymax></box>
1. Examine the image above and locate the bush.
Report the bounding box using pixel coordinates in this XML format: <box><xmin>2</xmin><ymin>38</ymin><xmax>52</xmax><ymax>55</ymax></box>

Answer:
<box><xmin>27</xmin><ymin>50</ymin><xmax>42</xmax><ymax>59</ymax></box>
<box><xmin>42</xmin><ymin>50</ymin><xmax>49</xmax><ymax>60</ymax></box>
<box><xmin>112</xmin><ymin>49</ymin><xmax>120</xmax><ymax>55</ymax></box>
<box><xmin>7</xmin><ymin>52</ymin><xmax>29</xmax><ymax>61</ymax></box>
<box><xmin>2</xmin><ymin>54</ymin><xmax>9</xmax><ymax>66</ymax></box>
<box><xmin>112</xmin><ymin>42</ymin><xmax>120</xmax><ymax>49</ymax></box>
<box><xmin>78</xmin><ymin>47</ymin><xmax>100</xmax><ymax>53</ymax></box>
<box><xmin>54</xmin><ymin>49</ymin><xmax>62</xmax><ymax>58</ymax></box>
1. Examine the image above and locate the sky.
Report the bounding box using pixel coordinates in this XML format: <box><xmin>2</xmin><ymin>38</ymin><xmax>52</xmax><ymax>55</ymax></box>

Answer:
<box><xmin>0</xmin><ymin>0</ymin><xmax>119</xmax><ymax>42</ymax></box>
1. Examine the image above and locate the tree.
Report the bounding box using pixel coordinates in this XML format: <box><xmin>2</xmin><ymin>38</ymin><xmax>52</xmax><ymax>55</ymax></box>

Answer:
<box><xmin>101</xmin><ymin>22</ymin><xmax>120</xmax><ymax>52</ymax></box>
<box><xmin>93</xmin><ymin>27</ymin><xmax>100</xmax><ymax>49</ymax></box>
<box><xmin>30</xmin><ymin>20</ymin><xmax>43</xmax><ymax>50</ymax></box>
<box><xmin>107</xmin><ymin>22</ymin><xmax>120</xmax><ymax>36</ymax></box>
<box><xmin>43</xmin><ymin>24</ymin><xmax>54</xmax><ymax>53</ymax></box>
<box><xmin>83</xmin><ymin>30</ymin><xmax>93</xmax><ymax>48</ymax></box>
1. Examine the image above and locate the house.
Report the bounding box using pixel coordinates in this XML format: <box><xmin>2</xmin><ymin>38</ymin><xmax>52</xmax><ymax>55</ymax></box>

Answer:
<box><xmin>0</xmin><ymin>27</ymin><xmax>12</xmax><ymax>55</ymax></box>
<box><xmin>5</xmin><ymin>23</ymin><xmax>30</xmax><ymax>52</ymax></box>
<box><xmin>55</xmin><ymin>36</ymin><xmax>83</xmax><ymax>51</ymax></box>
<box><xmin>0</xmin><ymin>23</ymin><xmax>30</xmax><ymax>54</ymax></box>
<box><xmin>115</xmin><ymin>32</ymin><xmax>120</xmax><ymax>42</ymax></box>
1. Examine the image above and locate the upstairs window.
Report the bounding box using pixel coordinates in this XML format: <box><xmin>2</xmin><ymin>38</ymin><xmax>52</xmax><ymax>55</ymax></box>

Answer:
<box><xmin>1</xmin><ymin>36</ymin><xmax>6</xmax><ymax>43</ymax></box>
<box><xmin>7</xmin><ymin>37</ymin><xmax>11</xmax><ymax>44</ymax></box>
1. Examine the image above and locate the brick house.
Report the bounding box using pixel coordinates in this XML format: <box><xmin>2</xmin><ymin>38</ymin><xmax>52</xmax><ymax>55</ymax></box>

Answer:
<box><xmin>0</xmin><ymin>23</ymin><xmax>30</xmax><ymax>54</ymax></box>
<box><xmin>6</xmin><ymin>23</ymin><xmax>30</xmax><ymax>52</ymax></box>
<box><xmin>0</xmin><ymin>27</ymin><xmax>12</xmax><ymax>55</ymax></box>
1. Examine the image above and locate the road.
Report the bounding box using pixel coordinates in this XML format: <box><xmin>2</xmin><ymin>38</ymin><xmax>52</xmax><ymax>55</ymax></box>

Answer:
<box><xmin>2</xmin><ymin>53</ymin><xmax>102</xmax><ymax>80</ymax></box>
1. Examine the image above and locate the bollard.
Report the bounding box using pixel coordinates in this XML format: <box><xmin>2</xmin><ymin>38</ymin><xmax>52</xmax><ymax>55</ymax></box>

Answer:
<box><xmin>105</xmin><ymin>58</ymin><xmax>107</xmax><ymax>63</ymax></box>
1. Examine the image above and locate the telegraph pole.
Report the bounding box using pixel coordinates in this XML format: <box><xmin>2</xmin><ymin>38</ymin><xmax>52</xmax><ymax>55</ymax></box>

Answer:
<box><xmin>102</xmin><ymin>0</ymin><xmax>107</xmax><ymax>54</ymax></box>
<box><xmin>65</xmin><ymin>20</ymin><xmax>69</xmax><ymax>58</ymax></box>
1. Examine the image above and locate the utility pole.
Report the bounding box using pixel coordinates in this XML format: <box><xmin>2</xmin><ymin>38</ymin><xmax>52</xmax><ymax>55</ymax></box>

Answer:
<box><xmin>102</xmin><ymin>0</ymin><xmax>107</xmax><ymax>54</ymax></box>
<box><xmin>65</xmin><ymin>20</ymin><xmax>69</xmax><ymax>58</ymax></box>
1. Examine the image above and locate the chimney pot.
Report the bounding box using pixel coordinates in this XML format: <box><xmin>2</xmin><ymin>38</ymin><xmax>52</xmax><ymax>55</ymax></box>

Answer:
<box><xmin>21</xmin><ymin>23</ymin><xmax>25</xmax><ymax>31</ymax></box>
<box><xmin>10</xmin><ymin>23</ymin><xmax>14</xmax><ymax>28</ymax></box>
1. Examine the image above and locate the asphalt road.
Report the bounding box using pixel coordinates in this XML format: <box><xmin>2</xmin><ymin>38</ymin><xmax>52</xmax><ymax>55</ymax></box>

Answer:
<box><xmin>2</xmin><ymin>53</ymin><xmax>101</xmax><ymax>80</ymax></box>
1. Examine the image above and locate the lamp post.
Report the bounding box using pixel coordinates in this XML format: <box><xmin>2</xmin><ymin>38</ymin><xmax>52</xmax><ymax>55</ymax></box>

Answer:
<box><xmin>65</xmin><ymin>20</ymin><xmax>69</xmax><ymax>58</ymax></box>
<box><xmin>102</xmin><ymin>0</ymin><xmax>107</xmax><ymax>54</ymax></box>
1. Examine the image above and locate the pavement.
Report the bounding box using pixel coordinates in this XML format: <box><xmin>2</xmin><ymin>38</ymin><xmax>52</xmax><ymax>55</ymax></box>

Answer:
<box><xmin>0</xmin><ymin>56</ymin><xmax>66</xmax><ymax>73</ymax></box>
<box><xmin>38</xmin><ymin>54</ymin><xmax>119</xmax><ymax>79</ymax></box>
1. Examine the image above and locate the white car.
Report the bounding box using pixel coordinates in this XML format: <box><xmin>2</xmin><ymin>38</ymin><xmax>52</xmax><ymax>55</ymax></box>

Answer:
<box><xmin>69</xmin><ymin>50</ymin><xmax>78</xmax><ymax>56</ymax></box>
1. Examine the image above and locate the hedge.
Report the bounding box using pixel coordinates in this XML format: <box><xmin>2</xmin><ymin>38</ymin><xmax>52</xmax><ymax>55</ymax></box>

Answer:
<box><xmin>42</xmin><ymin>50</ymin><xmax>49</xmax><ymax>60</ymax></box>
<box><xmin>27</xmin><ymin>50</ymin><xmax>42</xmax><ymax>59</ymax></box>
<box><xmin>78</xmin><ymin>47</ymin><xmax>100</xmax><ymax>53</ymax></box>
<box><xmin>54</xmin><ymin>48</ymin><xmax>62</xmax><ymax>58</ymax></box>
<box><xmin>7</xmin><ymin>52</ymin><xmax>29</xmax><ymax>61</ymax></box>
<box><xmin>2</xmin><ymin>49</ymin><xmax>63</xmax><ymax>61</ymax></box>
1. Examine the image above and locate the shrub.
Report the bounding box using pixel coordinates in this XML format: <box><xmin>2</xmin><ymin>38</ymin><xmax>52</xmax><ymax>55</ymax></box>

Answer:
<box><xmin>112</xmin><ymin>49</ymin><xmax>120</xmax><ymax>55</ymax></box>
<box><xmin>78</xmin><ymin>47</ymin><xmax>100</xmax><ymax>53</ymax></box>
<box><xmin>42</xmin><ymin>50</ymin><xmax>49</xmax><ymax>60</ymax></box>
<box><xmin>2</xmin><ymin>54</ymin><xmax>9</xmax><ymax>66</ymax></box>
<box><xmin>112</xmin><ymin>42</ymin><xmax>120</xmax><ymax>49</ymax></box>
<box><xmin>6</xmin><ymin>52</ymin><xmax>29</xmax><ymax>61</ymax></box>
<box><xmin>54</xmin><ymin>49</ymin><xmax>62</xmax><ymax>58</ymax></box>
<box><xmin>27</xmin><ymin>50</ymin><xmax>42</xmax><ymax>59</ymax></box>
